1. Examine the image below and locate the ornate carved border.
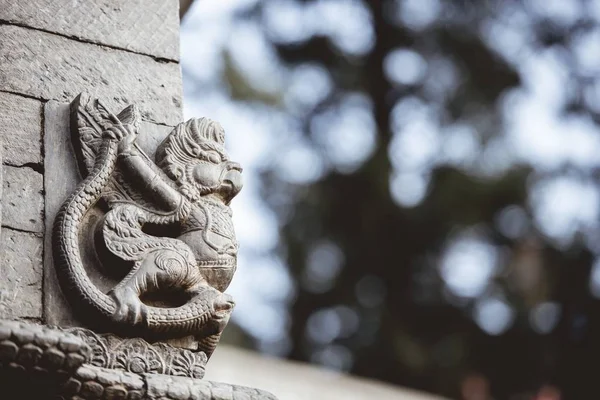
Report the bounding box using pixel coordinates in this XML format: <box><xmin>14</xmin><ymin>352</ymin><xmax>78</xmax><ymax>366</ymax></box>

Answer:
<box><xmin>64</xmin><ymin>327</ymin><xmax>208</xmax><ymax>379</ymax></box>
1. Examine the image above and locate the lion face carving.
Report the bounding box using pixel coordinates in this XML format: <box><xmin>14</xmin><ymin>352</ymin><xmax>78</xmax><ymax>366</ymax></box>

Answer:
<box><xmin>156</xmin><ymin>117</ymin><xmax>243</xmax><ymax>204</ymax></box>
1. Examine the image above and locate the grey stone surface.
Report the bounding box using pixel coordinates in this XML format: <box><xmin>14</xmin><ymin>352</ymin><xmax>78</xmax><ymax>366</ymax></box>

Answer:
<box><xmin>2</xmin><ymin>165</ymin><xmax>44</xmax><ymax>233</ymax></box>
<box><xmin>137</xmin><ymin>121</ymin><xmax>173</xmax><ymax>156</ymax></box>
<box><xmin>44</xmin><ymin>101</ymin><xmax>78</xmax><ymax>328</ymax></box>
<box><xmin>0</xmin><ymin>25</ymin><xmax>182</xmax><ymax>126</ymax></box>
<box><xmin>0</xmin><ymin>146</ymin><xmax>2</xmax><ymax>231</ymax></box>
<box><xmin>0</xmin><ymin>91</ymin><xmax>42</xmax><ymax>166</ymax></box>
<box><xmin>0</xmin><ymin>0</ymin><xmax>179</xmax><ymax>61</ymax></box>
<box><xmin>53</xmin><ymin>327</ymin><xmax>208</xmax><ymax>379</ymax></box>
<box><xmin>0</xmin><ymin>227</ymin><xmax>43</xmax><ymax>320</ymax></box>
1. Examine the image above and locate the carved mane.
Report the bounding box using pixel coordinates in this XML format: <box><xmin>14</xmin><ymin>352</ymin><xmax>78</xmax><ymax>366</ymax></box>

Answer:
<box><xmin>155</xmin><ymin>118</ymin><xmax>229</xmax><ymax>201</ymax></box>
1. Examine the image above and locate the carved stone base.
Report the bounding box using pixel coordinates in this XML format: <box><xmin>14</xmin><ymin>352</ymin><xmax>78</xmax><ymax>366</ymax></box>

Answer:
<box><xmin>0</xmin><ymin>319</ymin><xmax>277</xmax><ymax>400</ymax></box>
<box><xmin>61</xmin><ymin>327</ymin><xmax>208</xmax><ymax>379</ymax></box>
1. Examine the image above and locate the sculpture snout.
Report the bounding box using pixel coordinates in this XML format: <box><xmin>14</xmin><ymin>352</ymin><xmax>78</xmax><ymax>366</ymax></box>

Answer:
<box><xmin>221</xmin><ymin>166</ymin><xmax>243</xmax><ymax>203</ymax></box>
<box><xmin>214</xmin><ymin>292</ymin><xmax>235</xmax><ymax>315</ymax></box>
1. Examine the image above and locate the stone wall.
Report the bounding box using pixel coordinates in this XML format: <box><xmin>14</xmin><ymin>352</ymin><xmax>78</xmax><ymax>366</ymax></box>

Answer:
<box><xmin>0</xmin><ymin>0</ymin><xmax>182</xmax><ymax>324</ymax></box>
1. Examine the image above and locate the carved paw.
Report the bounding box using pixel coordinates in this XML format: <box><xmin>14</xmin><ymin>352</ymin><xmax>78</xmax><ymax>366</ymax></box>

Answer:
<box><xmin>109</xmin><ymin>286</ymin><xmax>147</xmax><ymax>325</ymax></box>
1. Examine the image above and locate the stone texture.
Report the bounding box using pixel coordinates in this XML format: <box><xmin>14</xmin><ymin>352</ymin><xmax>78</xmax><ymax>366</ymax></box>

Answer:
<box><xmin>0</xmin><ymin>92</ymin><xmax>42</xmax><ymax>166</ymax></box>
<box><xmin>0</xmin><ymin>0</ymin><xmax>179</xmax><ymax>61</ymax></box>
<box><xmin>2</xmin><ymin>165</ymin><xmax>44</xmax><ymax>233</ymax></box>
<box><xmin>137</xmin><ymin>121</ymin><xmax>173</xmax><ymax>156</ymax></box>
<box><xmin>0</xmin><ymin>146</ymin><xmax>3</xmax><ymax>230</ymax></box>
<box><xmin>0</xmin><ymin>25</ymin><xmax>182</xmax><ymax>126</ymax></box>
<box><xmin>0</xmin><ymin>227</ymin><xmax>43</xmax><ymax>319</ymax></box>
<box><xmin>51</xmin><ymin>327</ymin><xmax>209</xmax><ymax>379</ymax></box>
<box><xmin>44</xmin><ymin>101</ymin><xmax>87</xmax><ymax>328</ymax></box>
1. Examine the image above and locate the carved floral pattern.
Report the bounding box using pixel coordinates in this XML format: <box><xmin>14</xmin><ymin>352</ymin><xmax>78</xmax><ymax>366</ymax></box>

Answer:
<box><xmin>157</xmin><ymin>343</ymin><xmax>208</xmax><ymax>379</ymax></box>
<box><xmin>62</xmin><ymin>327</ymin><xmax>207</xmax><ymax>378</ymax></box>
<box><xmin>67</xmin><ymin>327</ymin><xmax>110</xmax><ymax>367</ymax></box>
<box><xmin>113</xmin><ymin>338</ymin><xmax>166</xmax><ymax>374</ymax></box>
<box><xmin>0</xmin><ymin>319</ymin><xmax>278</xmax><ymax>399</ymax></box>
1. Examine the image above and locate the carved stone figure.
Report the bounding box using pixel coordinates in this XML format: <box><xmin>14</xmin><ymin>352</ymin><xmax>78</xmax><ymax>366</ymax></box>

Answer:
<box><xmin>53</xmin><ymin>93</ymin><xmax>243</xmax><ymax>356</ymax></box>
<box><xmin>0</xmin><ymin>94</ymin><xmax>278</xmax><ymax>399</ymax></box>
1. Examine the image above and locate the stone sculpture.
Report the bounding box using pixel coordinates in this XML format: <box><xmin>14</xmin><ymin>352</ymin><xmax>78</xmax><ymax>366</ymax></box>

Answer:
<box><xmin>55</xmin><ymin>93</ymin><xmax>241</xmax><ymax>354</ymax></box>
<box><xmin>0</xmin><ymin>94</ymin><xmax>277</xmax><ymax>399</ymax></box>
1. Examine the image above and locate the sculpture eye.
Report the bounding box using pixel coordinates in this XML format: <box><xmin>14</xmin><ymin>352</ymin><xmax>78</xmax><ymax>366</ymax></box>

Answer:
<box><xmin>205</xmin><ymin>151</ymin><xmax>221</xmax><ymax>163</ymax></box>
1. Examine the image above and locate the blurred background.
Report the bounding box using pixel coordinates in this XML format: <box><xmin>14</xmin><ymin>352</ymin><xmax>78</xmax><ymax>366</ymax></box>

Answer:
<box><xmin>180</xmin><ymin>0</ymin><xmax>600</xmax><ymax>398</ymax></box>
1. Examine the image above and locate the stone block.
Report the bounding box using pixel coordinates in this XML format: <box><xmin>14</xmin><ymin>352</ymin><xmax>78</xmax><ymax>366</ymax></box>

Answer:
<box><xmin>0</xmin><ymin>0</ymin><xmax>179</xmax><ymax>61</ymax></box>
<box><xmin>0</xmin><ymin>25</ymin><xmax>182</xmax><ymax>126</ymax></box>
<box><xmin>0</xmin><ymin>227</ymin><xmax>43</xmax><ymax>320</ymax></box>
<box><xmin>2</xmin><ymin>165</ymin><xmax>44</xmax><ymax>233</ymax></box>
<box><xmin>0</xmin><ymin>91</ymin><xmax>42</xmax><ymax>166</ymax></box>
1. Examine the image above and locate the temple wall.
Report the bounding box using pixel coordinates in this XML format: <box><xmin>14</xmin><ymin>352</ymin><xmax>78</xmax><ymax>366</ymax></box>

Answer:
<box><xmin>0</xmin><ymin>0</ymin><xmax>182</xmax><ymax>323</ymax></box>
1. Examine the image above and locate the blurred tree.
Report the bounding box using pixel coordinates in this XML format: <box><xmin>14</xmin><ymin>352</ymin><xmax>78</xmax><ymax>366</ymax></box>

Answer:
<box><xmin>181</xmin><ymin>0</ymin><xmax>600</xmax><ymax>398</ymax></box>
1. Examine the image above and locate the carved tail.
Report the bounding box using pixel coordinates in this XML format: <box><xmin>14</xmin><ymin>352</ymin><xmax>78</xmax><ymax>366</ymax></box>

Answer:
<box><xmin>52</xmin><ymin>132</ymin><xmax>231</xmax><ymax>345</ymax></box>
<box><xmin>53</xmin><ymin>138</ymin><xmax>120</xmax><ymax>318</ymax></box>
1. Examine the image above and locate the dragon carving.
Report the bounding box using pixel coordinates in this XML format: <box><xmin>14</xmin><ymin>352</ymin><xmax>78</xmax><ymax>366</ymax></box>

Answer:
<box><xmin>52</xmin><ymin>94</ymin><xmax>243</xmax><ymax>356</ymax></box>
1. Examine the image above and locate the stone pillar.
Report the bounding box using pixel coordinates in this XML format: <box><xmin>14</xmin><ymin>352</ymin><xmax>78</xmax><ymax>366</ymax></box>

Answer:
<box><xmin>0</xmin><ymin>0</ymin><xmax>182</xmax><ymax>325</ymax></box>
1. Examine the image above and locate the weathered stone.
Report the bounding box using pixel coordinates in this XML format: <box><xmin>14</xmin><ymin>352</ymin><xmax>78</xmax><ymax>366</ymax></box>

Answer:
<box><xmin>0</xmin><ymin>92</ymin><xmax>42</xmax><ymax>166</ymax></box>
<box><xmin>2</xmin><ymin>165</ymin><xmax>43</xmax><ymax>233</ymax></box>
<box><xmin>50</xmin><ymin>95</ymin><xmax>241</xmax><ymax>352</ymax></box>
<box><xmin>137</xmin><ymin>122</ymin><xmax>173</xmax><ymax>156</ymax></box>
<box><xmin>0</xmin><ymin>25</ymin><xmax>182</xmax><ymax>126</ymax></box>
<box><xmin>43</xmin><ymin>101</ymin><xmax>79</xmax><ymax>328</ymax></box>
<box><xmin>0</xmin><ymin>228</ymin><xmax>43</xmax><ymax>319</ymax></box>
<box><xmin>0</xmin><ymin>0</ymin><xmax>179</xmax><ymax>61</ymax></box>
<box><xmin>53</xmin><ymin>327</ymin><xmax>208</xmax><ymax>378</ymax></box>
<box><xmin>0</xmin><ymin>145</ymin><xmax>2</xmax><ymax>230</ymax></box>
<box><xmin>45</xmin><ymin>94</ymin><xmax>243</xmax><ymax>358</ymax></box>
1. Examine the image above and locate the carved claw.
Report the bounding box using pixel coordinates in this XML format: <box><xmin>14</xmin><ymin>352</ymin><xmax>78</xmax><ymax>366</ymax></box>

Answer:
<box><xmin>109</xmin><ymin>286</ymin><xmax>148</xmax><ymax>325</ymax></box>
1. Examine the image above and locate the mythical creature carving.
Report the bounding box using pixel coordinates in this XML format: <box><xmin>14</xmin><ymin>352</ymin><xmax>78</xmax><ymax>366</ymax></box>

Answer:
<box><xmin>0</xmin><ymin>95</ymin><xmax>279</xmax><ymax>399</ymax></box>
<box><xmin>52</xmin><ymin>93</ymin><xmax>243</xmax><ymax>356</ymax></box>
